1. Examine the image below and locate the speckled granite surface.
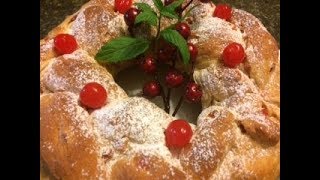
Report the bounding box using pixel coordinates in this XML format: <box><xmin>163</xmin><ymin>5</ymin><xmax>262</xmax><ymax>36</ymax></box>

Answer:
<box><xmin>40</xmin><ymin>0</ymin><xmax>280</xmax><ymax>43</ymax></box>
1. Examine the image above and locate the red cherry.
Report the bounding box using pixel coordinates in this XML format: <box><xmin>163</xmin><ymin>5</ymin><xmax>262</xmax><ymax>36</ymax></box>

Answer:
<box><xmin>185</xmin><ymin>82</ymin><xmax>202</xmax><ymax>103</ymax></box>
<box><xmin>139</xmin><ymin>56</ymin><xmax>157</xmax><ymax>74</ymax></box>
<box><xmin>213</xmin><ymin>4</ymin><xmax>232</xmax><ymax>21</ymax></box>
<box><xmin>80</xmin><ymin>82</ymin><xmax>107</xmax><ymax>109</ymax></box>
<box><xmin>54</xmin><ymin>34</ymin><xmax>78</xmax><ymax>55</ymax></box>
<box><xmin>175</xmin><ymin>23</ymin><xmax>191</xmax><ymax>39</ymax></box>
<box><xmin>222</xmin><ymin>42</ymin><xmax>246</xmax><ymax>68</ymax></box>
<box><xmin>143</xmin><ymin>81</ymin><xmax>161</xmax><ymax>98</ymax></box>
<box><xmin>165</xmin><ymin>69</ymin><xmax>184</xmax><ymax>88</ymax></box>
<box><xmin>165</xmin><ymin>119</ymin><xmax>193</xmax><ymax>148</ymax></box>
<box><xmin>157</xmin><ymin>45</ymin><xmax>176</xmax><ymax>63</ymax></box>
<box><xmin>114</xmin><ymin>0</ymin><xmax>133</xmax><ymax>14</ymax></box>
<box><xmin>124</xmin><ymin>8</ymin><xmax>140</xmax><ymax>26</ymax></box>
<box><xmin>188</xmin><ymin>43</ymin><xmax>198</xmax><ymax>62</ymax></box>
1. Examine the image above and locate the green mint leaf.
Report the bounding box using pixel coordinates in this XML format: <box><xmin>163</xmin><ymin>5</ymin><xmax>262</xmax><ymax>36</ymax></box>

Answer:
<box><xmin>135</xmin><ymin>3</ymin><xmax>154</xmax><ymax>12</ymax></box>
<box><xmin>166</xmin><ymin>0</ymin><xmax>184</xmax><ymax>10</ymax></box>
<box><xmin>135</xmin><ymin>11</ymin><xmax>158</xmax><ymax>26</ymax></box>
<box><xmin>160</xmin><ymin>29</ymin><xmax>190</xmax><ymax>64</ymax></box>
<box><xmin>160</xmin><ymin>9</ymin><xmax>179</xmax><ymax>19</ymax></box>
<box><xmin>95</xmin><ymin>37</ymin><xmax>150</xmax><ymax>63</ymax></box>
<box><xmin>152</xmin><ymin>0</ymin><xmax>164</xmax><ymax>11</ymax></box>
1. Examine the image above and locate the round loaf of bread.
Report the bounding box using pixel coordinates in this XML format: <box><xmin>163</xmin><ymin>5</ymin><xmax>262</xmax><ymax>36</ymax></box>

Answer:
<box><xmin>40</xmin><ymin>0</ymin><xmax>280</xmax><ymax>179</ymax></box>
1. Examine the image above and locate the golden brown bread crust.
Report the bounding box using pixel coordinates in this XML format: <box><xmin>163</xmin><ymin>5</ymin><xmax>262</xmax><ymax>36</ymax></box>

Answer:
<box><xmin>40</xmin><ymin>0</ymin><xmax>280</xmax><ymax>179</ymax></box>
<box><xmin>40</xmin><ymin>92</ymin><xmax>106</xmax><ymax>179</ymax></box>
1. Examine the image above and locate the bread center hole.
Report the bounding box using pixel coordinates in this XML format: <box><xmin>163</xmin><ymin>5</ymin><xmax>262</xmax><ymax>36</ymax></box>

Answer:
<box><xmin>115</xmin><ymin>64</ymin><xmax>202</xmax><ymax>125</ymax></box>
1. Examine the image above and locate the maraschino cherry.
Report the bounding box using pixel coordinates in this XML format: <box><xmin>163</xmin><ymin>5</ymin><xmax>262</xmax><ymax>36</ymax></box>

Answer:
<box><xmin>165</xmin><ymin>119</ymin><xmax>193</xmax><ymax>148</ymax></box>
<box><xmin>222</xmin><ymin>42</ymin><xmax>246</xmax><ymax>68</ymax></box>
<box><xmin>80</xmin><ymin>82</ymin><xmax>107</xmax><ymax>109</ymax></box>
<box><xmin>213</xmin><ymin>4</ymin><xmax>232</xmax><ymax>21</ymax></box>
<box><xmin>114</xmin><ymin>0</ymin><xmax>133</xmax><ymax>14</ymax></box>
<box><xmin>54</xmin><ymin>34</ymin><xmax>78</xmax><ymax>55</ymax></box>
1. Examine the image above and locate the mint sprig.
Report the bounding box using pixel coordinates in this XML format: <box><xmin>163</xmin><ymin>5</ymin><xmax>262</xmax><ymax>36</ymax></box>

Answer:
<box><xmin>135</xmin><ymin>3</ymin><xmax>154</xmax><ymax>12</ymax></box>
<box><xmin>95</xmin><ymin>0</ymin><xmax>192</xmax><ymax>64</ymax></box>
<box><xmin>152</xmin><ymin>0</ymin><xmax>164</xmax><ymax>11</ymax></box>
<box><xmin>135</xmin><ymin>3</ymin><xmax>158</xmax><ymax>26</ymax></box>
<box><xmin>95</xmin><ymin>37</ymin><xmax>149</xmax><ymax>63</ymax></box>
<box><xmin>152</xmin><ymin>0</ymin><xmax>182</xmax><ymax>19</ymax></box>
<box><xmin>160</xmin><ymin>29</ymin><xmax>190</xmax><ymax>64</ymax></box>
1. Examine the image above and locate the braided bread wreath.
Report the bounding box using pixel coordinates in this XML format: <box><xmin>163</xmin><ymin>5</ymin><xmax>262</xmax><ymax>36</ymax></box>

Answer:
<box><xmin>40</xmin><ymin>0</ymin><xmax>280</xmax><ymax>179</ymax></box>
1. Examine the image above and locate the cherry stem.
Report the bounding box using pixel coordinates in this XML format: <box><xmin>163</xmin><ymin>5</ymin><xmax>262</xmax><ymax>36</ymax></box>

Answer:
<box><xmin>181</xmin><ymin>0</ymin><xmax>195</xmax><ymax>14</ymax></box>
<box><xmin>162</xmin><ymin>87</ymin><xmax>170</xmax><ymax>113</ymax></box>
<box><xmin>165</xmin><ymin>55</ymin><xmax>177</xmax><ymax>114</ymax></box>
<box><xmin>190</xmin><ymin>63</ymin><xmax>195</xmax><ymax>80</ymax></box>
<box><xmin>166</xmin><ymin>88</ymin><xmax>171</xmax><ymax>112</ymax></box>
<box><xmin>155</xmin><ymin>72</ymin><xmax>169</xmax><ymax>113</ymax></box>
<box><xmin>155</xmin><ymin>14</ymin><xmax>162</xmax><ymax>40</ymax></box>
<box><xmin>172</xmin><ymin>95</ymin><xmax>184</xmax><ymax>117</ymax></box>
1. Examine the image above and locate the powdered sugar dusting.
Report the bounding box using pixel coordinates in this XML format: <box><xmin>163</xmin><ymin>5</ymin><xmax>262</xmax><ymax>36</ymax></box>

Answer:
<box><xmin>92</xmin><ymin>97</ymin><xmax>171</xmax><ymax>146</ymax></box>
<box><xmin>40</xmin><ymin>39</ymin><xmax>54</xmax><ymax>56</ymax></box>
<box><xmin>71</xmin><ymin>4</ymin><xmax>121</xmax><ymax>55</ymax></box>
<box><xmin>194</xmin><ymin>65</ymin><xmax>257</xmax><ymax>107</ymax></box>
<box><xmin>190</xmin><ymin>13</ymin><xmax>245</xmax><ymax>47</ymax></box>
<box><xmin>42</xmin><ymin>50</ymin><xmax>126</xmax><ymax>103</ymax></box>
<box><xmin>47</xmin><ymin>92</ymin><xmax>93</xmax><ymax>138</ymax></box>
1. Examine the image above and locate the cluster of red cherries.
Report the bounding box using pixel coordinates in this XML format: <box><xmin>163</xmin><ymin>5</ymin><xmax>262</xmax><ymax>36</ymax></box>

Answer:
<box><xmin>51</xmin><ymin>0</ymin><xmax>246</xmax><ymax>149</ymax></box>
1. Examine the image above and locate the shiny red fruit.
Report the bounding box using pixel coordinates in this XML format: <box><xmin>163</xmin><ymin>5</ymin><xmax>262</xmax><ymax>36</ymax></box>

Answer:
<box><xmin>213</xmin><ymin>4</ymin><xmax>232</xmax><ymax>21</ymax></box>
<box><xmin>139</xmin><ymin>56</ymin><xmax>157</xmax><ymax>74</ymax></box>
<box><xmin>114</xmin><ymin>0</ymin><xmax>133</xmax><ymax>14</ymax></box>
<box><xmin>157</xmin><ymin>45</ymin><xmax>176</xmax><ymax>63</ymax></box>
<box><xmin>185</xmin><ymin>82</ymin><xmax>202</xmax><ymax>103</ymax></box>
<box><xmin>143</xmin><ymin>81</ymin><xmax>161</xmax><ymax>98</ymax></box>
<box><xmin>165</xmin><ymin>69</ymin><xmax>184</xmax><ymax>88</ymax></box>
<box><xmin>80</xmin><ymin>82</ymin><xmax>107</xmax><ymax>109</ymax></box>
<box><xmin>222</xmin><ymin>42</ymin><xmax>245</xmax><ymax>68</ymax></box>
<box><xmin>54</xmin><ymin>34</ymin><xmax>78</xmax><ymax>55</ymax></box>
<box><xmin>165</xmin><ymin>119</ymin><xmax>193</xmax><ymax>148</ymax></box>
<box><xmin>175</xmin><ymin>23</ymin><xmax>191</xmax><ymax>39</ymax></box>
<box><xmin>188</xmin><ymin>43</ymin><xmax>198</xmax><ymax>62</ymax></box>
<box><xmin>124</xmin><ymin>8</ymin><xmax>140</xmax><ymax>26</ymax></box>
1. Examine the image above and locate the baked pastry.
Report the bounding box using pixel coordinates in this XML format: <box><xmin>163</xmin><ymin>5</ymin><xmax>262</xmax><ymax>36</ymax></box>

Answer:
<box><xmin>40</xmin><ymin>0</ymin><xmax>280</xmax><ymax>179</ymax></box>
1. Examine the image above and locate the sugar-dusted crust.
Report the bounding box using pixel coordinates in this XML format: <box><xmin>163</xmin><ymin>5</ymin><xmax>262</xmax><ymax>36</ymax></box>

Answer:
<box><xmin>40</xmin><ymin>0</ymin><xmax>280</xmax><ymax>179</ymax></box>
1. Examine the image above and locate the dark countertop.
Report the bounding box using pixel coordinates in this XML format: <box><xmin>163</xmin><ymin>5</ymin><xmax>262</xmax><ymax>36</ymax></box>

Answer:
<box><xmin>40</xmin><ymin>0</ymin><xmax>279</xmax><ymax>43</ymax></box>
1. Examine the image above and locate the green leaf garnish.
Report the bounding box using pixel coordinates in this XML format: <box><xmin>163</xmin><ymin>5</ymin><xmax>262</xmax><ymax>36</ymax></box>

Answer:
<box><xmin>159</xmin><ymin>0</ymin><xmax>183</xmax><ymax>19</ymax></box>
<box><xmin>135</xmin><ymin>3</ymin><xmax>154</xmax><ymax>12</ymax></box>
<box><xmin>152</xmin><ymin>0</ymin><xmax>164</xmax><ymax>11</ymax></box>
<box><xmin>95</xmin><ymin>37</ymin><xmax>150</xmax><ymax>63</ymax></box>
<box><xmin>160</xmin><ymin>9</ymin><xmax>179</xmax><ymax>19</ymax></box>
<box><xmin>135</xmin><ymin>3</ymin><xmax>158</xmax><ymax>26</ymax></box>
<box><xmin>166</xmin><ymin>0</ymin><xmax>184</xmax><ymax>11</ymax></box>
<box><xmin>160</xmin><ymin>29</ymin><xmax>190</xmax><ymax>64</ymax></box>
